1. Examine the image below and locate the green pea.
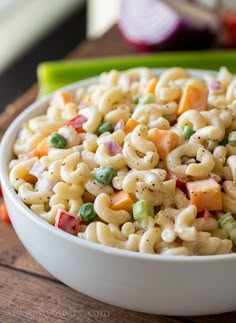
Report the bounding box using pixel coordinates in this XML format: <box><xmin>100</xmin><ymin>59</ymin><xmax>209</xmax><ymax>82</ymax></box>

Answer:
<box><xmin>228</xmin><ymin>131</ymin><xmax>236</xmax><ymax>145</ymax></box>
<box><xmin>95</xmin><ymin>166</ymin><xmax>117</xmax><ymax>185</ymax></box>
<box><xmin>79</xmin><ymin>203</ymin><xmax>96</xmax><ymax>222</ymax></box>
<box><xmin>183</xmin><ymin>125</ymin><xmax>195</xmax><ymax>139</ymax></box>
<box><xmin>132</xmin><ymin>95</ymin><xmax>140</xmax><ymax>104</ymax></box>
<box><xmin>49</xmin><ymin>133</ymin><xmax>67</xmax><ymax>148</ymax></box>
<box><xmin>132</xmin><ymin>200</ymin><xmax>154</xmax><ymax>221</ymax></box>
<box><xmin>139</xmin><ymin>93</ymin><xmax>155</xmax><ymax>105</ymax></box>
<box><xmin>220</xmin><ymin>136</ymin><xmax>228</xmax><ymax>146</ymax></box>
<box><xmin>97</xmin><ymin>121</ymin><xmax>114</xmax><ymax>135</ymax></box>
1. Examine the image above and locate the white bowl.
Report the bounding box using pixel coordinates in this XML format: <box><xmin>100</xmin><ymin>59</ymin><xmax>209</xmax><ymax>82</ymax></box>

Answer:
<box><xmin>1</xmin><ymin>70</ymin><xmax>236</xmax><ymax>316</ymax></box>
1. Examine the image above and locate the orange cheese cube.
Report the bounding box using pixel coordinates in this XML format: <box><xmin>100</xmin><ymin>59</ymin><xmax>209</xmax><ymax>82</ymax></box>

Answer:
<box><xmin>148</xmin><ymin>128</ymin><xmax>179</xmax><ymax>160</ymax></box>
<box><xmin>144</xmin><ymin>77</ymin><xmax>158</xmax><ymax>94</ymax></box>
<box><xmin>124</xmin><ymin>118</ymin><xmax>140</xmax><ymax>133</ymax></box>
<box><xmin>177</xmin><ymin>84</ymin><xmax>208</xmax><ymax>115</ymax></box>
<box><xmin>110</xmin><ymin>191</ymin><xmax>135</xmax><ymax>212</ymax></box>
<box><xmin>186</xmin><ymin>178</ymin><xmax>222</xmax><ymax>212</ymax></box>
<box><xmin>50</xmin><ymin>91</ymin><xmax>75</xmax><ymax>109</ymax></box>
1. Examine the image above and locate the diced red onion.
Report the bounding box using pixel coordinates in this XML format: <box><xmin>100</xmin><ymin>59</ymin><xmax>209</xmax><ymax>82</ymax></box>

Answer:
<box><xmin>114</xmin><ymin>119</ymin><xmax>125</xmax><ymax>131</ymax></box>
<box><xmin>209</xmin><ymin>79</ymin><xmax>222</xmax><ymax>91</ymax></box>
<box><xmin>78</xmin><ymin>101</ymin><xmax>90</xmax><ymax>109</ymax></box>
<box><xmin>129</xmin><ymin>75</ymin><xmax>140</xmax><ymax>85</ymax></box>
<box><xmin>35</xmin><ymin>172</ymin><xmax>56</xmax><ymax>191</ymax></box>
<box><xmin>29</xmin><ymin>161</ymin><xmax>46</xmax><ymax>178</ymax></box>
<box><xmin>103</xmin><ymin>140</ymin><xmax>122</xmax><ymax>156</ymax></box>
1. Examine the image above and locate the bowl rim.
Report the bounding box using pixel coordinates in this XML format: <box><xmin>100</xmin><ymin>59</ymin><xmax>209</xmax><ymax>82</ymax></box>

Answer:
<box><xmin>1</xmin><ymin>67</ymin><xmax>235</xmax><ymax>263</ymax></box>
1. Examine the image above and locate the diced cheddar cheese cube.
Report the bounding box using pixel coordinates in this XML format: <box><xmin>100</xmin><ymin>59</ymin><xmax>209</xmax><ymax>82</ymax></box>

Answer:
<box><xmin>148</xmin><ymin>128</ymin><xmax>179</xmax><ymax>160</ymax></box>
<box><xmin>186</xmin><ymin>178</ymin><xmax>222</xmax><ymax>212</ymax></box>
<box><xmin>177</xmin><ymin>84</ymin><xmax>208</xmax><ymax>115</ymax></box>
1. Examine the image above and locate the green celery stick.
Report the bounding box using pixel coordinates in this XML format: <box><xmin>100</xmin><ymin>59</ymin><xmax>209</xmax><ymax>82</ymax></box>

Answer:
<box><xmin>37</xmin><ymin>50</ymin><xmax>236</xmax><ymax>96</ymax></box>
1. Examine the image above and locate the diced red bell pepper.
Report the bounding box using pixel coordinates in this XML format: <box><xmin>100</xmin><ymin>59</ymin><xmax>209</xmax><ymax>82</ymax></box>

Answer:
<box><xmin>55</xmin><ymin>209</ymin><xmax>80</xmax><ymax>235</ymax></box>
<box><xmin>166</xmin><ymin>173</ymin><xmax>189</xmax><ymax>189</ymax></box>
<box><xmin>0</xmin><ymin>203</ymin><xmax>11</xmax><ymax>224</ymax></box>
<box><xmin>65</xmin><ymin>115</ymin><xmax>87</xmax><ymax>133</ymax></box>
<box><xmin>197</xmin><ymin>208</ymin><xmax>214</xmax><ymax>219</ymax></box>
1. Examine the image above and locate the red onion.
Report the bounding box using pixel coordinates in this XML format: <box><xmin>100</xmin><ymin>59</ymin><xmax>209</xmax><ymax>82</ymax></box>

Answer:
<box><xmin>29</xmin><ymin>161</ymin><xmax>46</xmax><ymax>178</ymax></box>
<box><xmin>114</xmin><ymin>119</ymin><xmax>125</xmax><ymax>131</ymax></box>
<box><xmin>209</xmin><ymin>79</ymin><xmax>222</xmax><ymax>91</ymax></box>
<box><xmin>36</xmin><ymin>172</ymin><xmax>56</xmax><ymax>191</ymax></box>
<box><xmin>78</xmin><ymin>101</ymin><xmax>90</xmax><ymax>109</ymax></box>
<box><xmin>118</xmin><ymin>0</ymin><xmax>219</xmax><ymax>51</ymax></box>
<box><xmin>129</xmin><ymin>75</ymin><xmax>140</xmax><ymax>85</ymax></box>
<box><xmin>103</xmin><ymin>140</ymin><xmax>122</xmax><ymax>156</ymax></box>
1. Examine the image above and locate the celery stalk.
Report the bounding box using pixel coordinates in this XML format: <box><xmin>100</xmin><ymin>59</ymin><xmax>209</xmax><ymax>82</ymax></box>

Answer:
<box><xmin>37</xmin><ymin>50</ymin><xmax>236</xmax><ymax>96</ymax></box>
<box><xmin>218</xmin><ymin>212</ymin><xmax>236</xmax><ymax>245</ymax></box>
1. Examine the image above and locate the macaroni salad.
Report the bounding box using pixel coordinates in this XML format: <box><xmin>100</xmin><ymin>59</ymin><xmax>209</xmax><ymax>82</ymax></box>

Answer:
<box><xmin>9</xmin><ymin>67</ymin><xmax>236</xmax><ymax>255</ymax></box>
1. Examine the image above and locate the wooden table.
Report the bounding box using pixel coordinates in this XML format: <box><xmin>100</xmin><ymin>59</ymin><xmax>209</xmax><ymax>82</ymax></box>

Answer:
<box><xmin>0</xmin><ymin>27</ymin><xmax>235</xmax><ymax>323</ymax></box>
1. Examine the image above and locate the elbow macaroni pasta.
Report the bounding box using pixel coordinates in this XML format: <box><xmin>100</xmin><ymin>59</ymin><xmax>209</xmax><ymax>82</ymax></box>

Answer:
<box><xmin>9</xmin><ymin>67</ymin><xmax>236</xmax><ymax>256</ymax></box>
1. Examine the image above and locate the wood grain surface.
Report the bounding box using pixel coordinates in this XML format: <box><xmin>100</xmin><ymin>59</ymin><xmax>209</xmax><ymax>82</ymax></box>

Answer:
<box><xmin>0</xmin><ymin>26</ymin><xmax>235</xmax><ymax>323</ymax></box>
